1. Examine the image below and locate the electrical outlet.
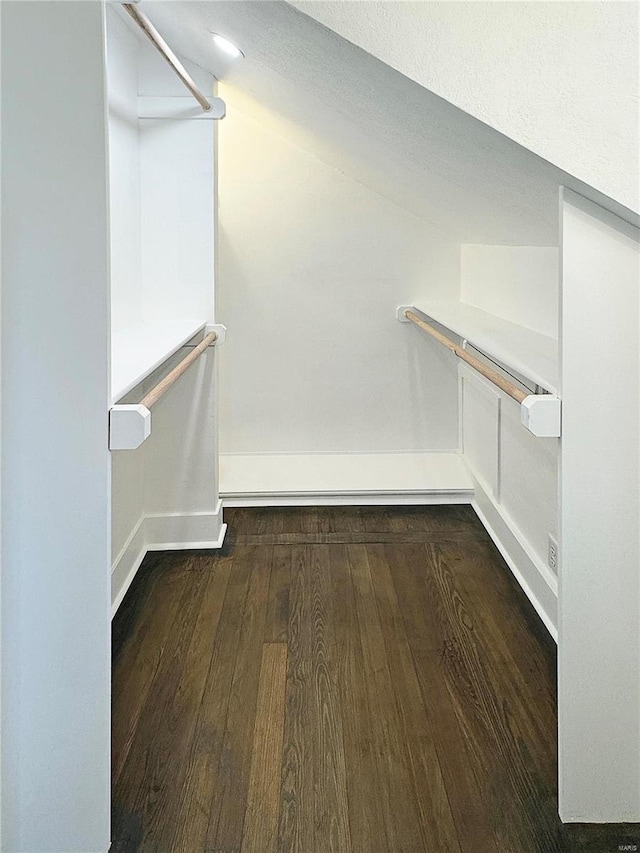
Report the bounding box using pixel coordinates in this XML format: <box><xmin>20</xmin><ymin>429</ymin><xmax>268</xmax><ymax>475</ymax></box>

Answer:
<box><xmin>548</xmin><ymin>535</ymin><xmax>559</xmax><ymax>573</ymax></box>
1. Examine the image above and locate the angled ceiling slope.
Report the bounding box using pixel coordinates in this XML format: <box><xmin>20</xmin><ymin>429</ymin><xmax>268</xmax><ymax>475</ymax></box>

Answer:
<box><xmin>142</xmin><ymin>0</ymin><xmax>638</xmax><ymax>245</ymax></box>
<box><xmin>290</xmin><ymin>0</ymin><xmax>640</xmax><ymax>217</ymax></box>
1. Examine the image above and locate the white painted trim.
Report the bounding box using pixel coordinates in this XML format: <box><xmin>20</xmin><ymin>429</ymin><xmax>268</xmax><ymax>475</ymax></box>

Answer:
<box><xmin>471</xmin><ymin>481</ymin><xmax>558</xmax><ymax>641</ymax></box>
<box><xmin>219</xmin><ymin>449</ymin><xmax>460</xmax><ymax>457</ymax></box>
<box><xmin>223</xmin><ymin>492</ymin><xmax>473</xmax><ymax>508</ymax></box>
<box><xmin>111</xmin><ymin>508</ymin><xmax>225</xmax><ymax>616</ymax></box>
<box><xmin>144</xmin><ymin>510</ymin><xmax>224</xmax><ymax>546</ymax></box>
<box><xmin>220</xmin><ymin>451</ymin><xmax>472</xmax><ymax>498</ymax></box>
<box><xmin>146</xmin><ymin>525</ymin><xmax>228</xmax><ymax>552</ymax></box>
<box><xmin>460</xmin><ymin>367</ymin><xmax>502</xmax><ymax>502</ymax></box>
<box><xmin>111</xmin><ymin>514</ymin><xmax>147</xmax><ymax>617</ymax></box>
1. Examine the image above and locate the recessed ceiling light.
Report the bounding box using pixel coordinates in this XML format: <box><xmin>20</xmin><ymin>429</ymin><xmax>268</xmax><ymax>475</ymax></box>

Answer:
<box><xmin>212</xmin><ymin>33</ymin><xmax>244</xmax><ymax>59</ymax></box>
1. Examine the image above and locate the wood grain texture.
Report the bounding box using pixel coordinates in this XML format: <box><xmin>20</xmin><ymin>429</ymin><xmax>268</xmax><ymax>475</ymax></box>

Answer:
<box><xmin>265</xmin><ymin>547</ymin><xmax>291</xmax><ymax>643</ymax></box>
<box><xmin>277</xmin><ymin>546</ymin><xmax>312</xmax><ymax>852</ymax></box>
<box><xmin>241</xmin><ymin>643</ymin><xmax>288</xmax><ymax>853</ymax></box>
<box><xmin>171</xmin><ymin>545</ymin><xmax>255</xmax><ymax>851</ymax></box>
<box><xmin>112</xmin><ymin>556</ymin><xmax>190</xmax><ymax>787</ymax></box>
<box><xmin>327</xmin><ymin>543</ymin><xmax>386</xmax><ymax>853</ymax></box>
<box><xmin>112</xmin><ymin>506</ymin><xmax>639</xmax><ymax>853</ymax></box>
<box><xmin>206</xmin><ymin>548</ymin><xmax>272</xmax><ymax>851</ymax></box>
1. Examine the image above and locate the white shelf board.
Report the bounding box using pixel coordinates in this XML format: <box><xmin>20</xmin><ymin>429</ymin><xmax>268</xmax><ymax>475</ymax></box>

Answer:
<box><xmin>111</xmin><ymin>318</ymin><xmax>207</xmax><ymax>404</ymax></box>
<box><xmin>412</xmin><ymin>301</ymin><xmax>558</xmax><ymax>394</ymax></box>
<box><xmin>220</xmin><ymin>452</ymin><xmax>473</xmax><ymax>501</ymax></box>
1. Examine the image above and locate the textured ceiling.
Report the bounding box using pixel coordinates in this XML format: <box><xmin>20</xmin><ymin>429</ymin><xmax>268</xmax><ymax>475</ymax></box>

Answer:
<box><xmin>139</xmin><ymin>1</ymin><xmax>632</xmax><ymax>244</ymax></box>
<box><xmin>290</xmin><ymin>1</ymin><xmax>640</xmax><ymax>216</ymax></box>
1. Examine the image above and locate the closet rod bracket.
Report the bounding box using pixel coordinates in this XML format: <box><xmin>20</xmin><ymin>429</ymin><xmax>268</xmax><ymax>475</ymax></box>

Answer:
<box><xmin>396</xmin><ymin>305</ymin><xmax>415</xmax><ymax>322</ymax></box>
<box><xmin>205</xmin><ymin>323</ymin><xmax>227</xmax><ymax>345</ymax></box>
<box><xmin>109</xmin><ymin>404</ymin><xmax>151</xmax><ymax>451</ymax></box>
<box><xmin>521</xmin><ymin>395</ymin><xmax>561</xmax><ymax>437</ymax></box>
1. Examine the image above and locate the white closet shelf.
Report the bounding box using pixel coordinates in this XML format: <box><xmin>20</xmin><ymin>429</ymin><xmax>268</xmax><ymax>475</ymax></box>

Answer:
<box><xmin>111</xmin><ymin>318</ymin><xmax>207</xmax><ymax>404</ymax></box>
<box><xmin>411</xmin><ymin>301</ymin><xmax>558</xmax><ymax>394</ymax></box>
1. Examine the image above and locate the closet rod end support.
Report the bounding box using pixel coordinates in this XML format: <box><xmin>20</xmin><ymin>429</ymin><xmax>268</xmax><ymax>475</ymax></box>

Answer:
<box><xmin>109</xmin><ymin>404</ymin><xmax>151</xmax><ymax>451</ymax></box>
<box><xmin>205</xmin><ymin>323</ymin><xmax>227</xmax><ymax>345</ymax></box>
<box><xmin>396</xmin><ymin>305</ymin><xmax>415</xmax><ymax>323</ymax></box>
<box><xmin>521</xmin><ymin>395</ymin><xmax>561</xmax><ymax>438</ymax></box>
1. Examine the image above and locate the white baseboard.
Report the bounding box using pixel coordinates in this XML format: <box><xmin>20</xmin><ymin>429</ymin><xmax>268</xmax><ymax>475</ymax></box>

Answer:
<box><xmin>220</xmin><ymin>451</ymin><xmax>473</xmax><ymax>505</ymax></box>
<box><xmin>111</xmin><ymin>505</ymin><xmax>226</xmax><ymax>617</ymax></box>
<box><xmin>111</xmin><ymin>515</ymin><xmax>147</xmax><ymax>617</ymax></box>
<box><xmin>471</xmin><ymin>481</ymin><xmax>558</xmax><ymax>641</ymax></box>
<box><xmin>145</xmin><ymin>509</ymin><xmax>227</xmax><ymax>550</ymax></box>
<box><xmin>223</xmin><ymin>492</ymin><xmax>472</xmax><ymax>507</ymax></box>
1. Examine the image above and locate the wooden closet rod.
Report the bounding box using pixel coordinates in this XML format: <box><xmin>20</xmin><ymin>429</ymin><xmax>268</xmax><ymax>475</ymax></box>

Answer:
<box><xmin>122</xmin><ymin>3</ymin><xmax>212</xmax><ymax>112</ymax></box>
<box><xmin>141</xmin><ymin>331</ymin><xmax>217</xmax><ymax>410</ymax></box>
<box><xmin>403</xmin><ymin>309</ymin><xmax>528</xmax><ymax>404</ymax></box>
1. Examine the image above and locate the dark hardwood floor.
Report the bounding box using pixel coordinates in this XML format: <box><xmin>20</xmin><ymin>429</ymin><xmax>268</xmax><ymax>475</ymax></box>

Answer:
<box><xmin>112</xmin><ymin>506</ymin><xmax>639</xmax><ymax>853</ymax></box>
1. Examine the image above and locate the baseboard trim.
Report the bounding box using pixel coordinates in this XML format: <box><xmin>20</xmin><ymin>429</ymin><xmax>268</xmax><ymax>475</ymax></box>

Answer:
<box><xmin>220</xmin><ymin>451</ymin><xmax>473</xmax><ymax>501</ymax></box>
<box><xmin>144</xmin><ymin>510</ymin><xmax>226</xmax><ymax>549</ymax></box>
<box><xmin>111</xmin><ymin>508</ymin><xmax>225</xmax><ymax>617</ymax></box>
<box><xmin>111</xmin><ymin>515</ymin><xmax>147</xmax><ymax>617</ymax></box>
<box><xmin>146</xmin><ymin>524</ymin><xmax>228</xmax><ymax>552</ymax></box>
<box><xmin>222</xmin><ymin>491</ymin><xmax>473</xmax><ymax>507</ymax></box>
<box><xmin>471</xmin><ymin>484</ymin><xmax>558</xmax><ymax>641</ymax></box>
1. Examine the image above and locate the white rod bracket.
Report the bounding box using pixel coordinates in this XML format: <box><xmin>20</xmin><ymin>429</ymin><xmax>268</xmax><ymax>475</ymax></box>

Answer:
<box><xmin>396</xmin><ymin>305</ymin><xmax>415</xmax><ymax>323</ymax></box>
<box><xmin>521</xmin><ymin>395</ymin><xmax>561</xmax><ymax>437</ymax></box>
<box><xmin>109</xmin><ymin>404</ymin><xmax>151</xmax><ymax>451</ymax></box>
<box><xmin>205</xmin><ymin>323</ymin><xmax>227</xmax><ymax>345</ymax></box>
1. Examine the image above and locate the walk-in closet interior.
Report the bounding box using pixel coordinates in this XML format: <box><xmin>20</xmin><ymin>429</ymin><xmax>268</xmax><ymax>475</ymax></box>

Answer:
<box><xmin>2</xmin><ymin>1</ymin><xmax>639</xmax><ymax>850</ymax></box>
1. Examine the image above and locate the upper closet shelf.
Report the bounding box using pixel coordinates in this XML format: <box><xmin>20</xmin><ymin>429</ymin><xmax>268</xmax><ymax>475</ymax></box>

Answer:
<box><xmin>111</xmin><ymin>318</ymin><xmax>207</xmax><ymax>404</ymax></box>
<box><xmin>411</xmin><ymin>301</ymin><xmax>558</xmax><ymax>394</ymax></box>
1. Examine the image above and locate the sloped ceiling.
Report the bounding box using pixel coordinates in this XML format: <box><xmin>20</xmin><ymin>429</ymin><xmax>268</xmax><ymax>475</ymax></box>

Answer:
<box><xmin>140</xmin><ymin>1</ymin><xmax>634</xmax><ymax>245</ymax></box>
<box><xmin>290</xmin><ymin>0</ymin><xmax>640</xmax><ymax>216</ymax></box>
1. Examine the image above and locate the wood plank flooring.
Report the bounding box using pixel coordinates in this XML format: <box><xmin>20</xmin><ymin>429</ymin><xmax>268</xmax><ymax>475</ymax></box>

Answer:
<box><xmin>112</xmin><ymin>506</ymin><xmax>640</xmax><ymax>853</ymax></box>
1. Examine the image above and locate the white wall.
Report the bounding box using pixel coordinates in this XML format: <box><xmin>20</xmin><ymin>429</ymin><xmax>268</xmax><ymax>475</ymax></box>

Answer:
<box><xmin>1</xmin><ymin>3</ymin><xmax>111</xmax><ymax>849</ymax></box>
<box><xmin>558</xmin><ymin>190</ymin><xmax>640</xmax><ymax>821</ymax></box>
<box><xmin>107</xmin><ymin>10</ymin><xmax>142</xmax><ymax>335</ymax></box>
<box><xmin>461</xmin><ymin>245</ymin><xmax>559</xmax><ymax>340</ymax></box>
<box><xmin>292</xmin><ymin>0</ymin><xmax>640</xmax><ymax>215</ymax></box>
<box><xmin>144</xmin><ymin>357</ymin><xmax>219</xmax><ymax>519</ymax></box>
<box><xmin>140</xmin><ymin>118</ymin><xmax>216</xmax><ymax>323</ymax></box>
<box><xmin>218</xmin><ymin>85</ymin><xmax>461</xmax><ymax>456</ymax></box>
